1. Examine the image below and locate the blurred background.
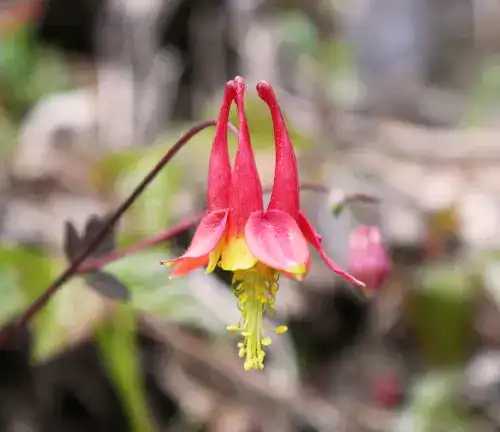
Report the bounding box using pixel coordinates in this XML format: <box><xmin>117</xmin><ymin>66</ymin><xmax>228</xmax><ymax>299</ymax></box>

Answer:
<box><xmin>2</xmin><ymin>0</ymin><xmax>500</xmax><ymax>431</ymax></box>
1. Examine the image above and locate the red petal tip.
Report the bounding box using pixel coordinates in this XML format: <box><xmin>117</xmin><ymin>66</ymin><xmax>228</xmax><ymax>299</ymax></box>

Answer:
<box><xmin>256</xmin><ymin>81</ymin><xmax>275</xmax><ymax>102</ymax></box>
<box><xmin>234</xmin><ymin>77</ymin><xmax>248</xmax><ymax>97</ymax></box>
<box><xmin>234</xmin><ymin>76</ymin><xmax>246</xmax><ymax>87</ymax></box>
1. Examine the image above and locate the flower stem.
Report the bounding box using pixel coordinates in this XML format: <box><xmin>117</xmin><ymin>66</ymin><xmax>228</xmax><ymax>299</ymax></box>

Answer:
<box><xmin>77</xmin><ymin>212</ymin><xmax>204</xmax><ymax>273</ymax></box>
<box><xmin>0</xmin><ymin>120</ymin><xmax>237</xmax><ymax>345</ymax></box>
<box><xmin>331</xmin><ymin>192</ymin><xmax>380</xmax><ymax>216</ymax></box>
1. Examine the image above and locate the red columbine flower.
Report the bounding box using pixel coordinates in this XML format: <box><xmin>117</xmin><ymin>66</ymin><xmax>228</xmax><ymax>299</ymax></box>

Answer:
<box><xmin>163</xmin><ymin>77</ymin><xmax>365</xmax><ymax>371</ymax></box>
<box><xmin>348</xmin><ymin>225</ymin><xmax>391</xmax><ymax>294</ymax></box>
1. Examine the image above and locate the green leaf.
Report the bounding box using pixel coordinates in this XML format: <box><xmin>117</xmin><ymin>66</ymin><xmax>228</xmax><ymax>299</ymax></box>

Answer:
<box><xmin>409</xmin><ymin>262</ymin><xmax>477</xmax><ymax>367</ymax></box>
<box><xmin>103</xmin><ymin>250</ymin><xmax>233</xmax><ymax>335</ymax></box>
<box><xmin>0</xmin><ymin>260</ymin><xmax>24</xmax><ymax>324</ymax></box>
<box><xmin>95</xmin><ymin>304</ymin><xmax>156</xmax><ymax>432</ymax></box>
<box><xmin>0</xmin><ymin>245</ymin><xmax>68</xmax><ymax>360</ymax></box>
<box><xmin>465</xmin><ymin>56</ymin><xmax>500</xmax><ymax>126</ymax></box>
<box><xmin>0</xmin><ymin>26</ymin><xmax>71</xmax><ymax>119</ymax></box>
<box><xmin>0</xmin><ymin>108</ymin><xmax>18</xmax><ymax>158</ymax></box>
<box><xmin>104</xmin><ymin>250</ymin><xmax>199</xmax><ymax>318</ymax></box>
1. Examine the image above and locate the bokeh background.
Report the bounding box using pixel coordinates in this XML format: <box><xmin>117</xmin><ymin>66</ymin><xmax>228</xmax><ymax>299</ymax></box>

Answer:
<box><xmin>2</xmin><ymin>0</ymin><xmax>500</xmax><ymax>431</ymax></box>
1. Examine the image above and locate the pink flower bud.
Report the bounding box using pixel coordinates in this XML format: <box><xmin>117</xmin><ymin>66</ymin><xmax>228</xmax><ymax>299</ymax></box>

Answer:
<box><xmin>372</xmin><ymin>371</ymin><xmax>405</xmax><ymax>407</ymax></box>
<box><xmin>348</xmin><ymin>225</ymin><xmax>391</xmax><ymax>294</ymax></box>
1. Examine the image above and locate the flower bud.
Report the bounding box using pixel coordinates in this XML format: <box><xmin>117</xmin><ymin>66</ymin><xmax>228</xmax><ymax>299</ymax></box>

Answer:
<box><xmin>348</xmin><ymin>225</ymin><xmax>391</xmax><ymax>294</ymax></box>
<box><xmin>372</xmin><ymin>371</ymin><xmax>405</xmax><ymax>407</ymax></box>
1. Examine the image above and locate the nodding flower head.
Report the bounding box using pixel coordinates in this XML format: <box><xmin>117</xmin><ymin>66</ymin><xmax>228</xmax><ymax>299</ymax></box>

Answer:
<box><xmin>163</xmin><ymin>77</ymin><xmax>366</xmax><ymax>371</ymax></box>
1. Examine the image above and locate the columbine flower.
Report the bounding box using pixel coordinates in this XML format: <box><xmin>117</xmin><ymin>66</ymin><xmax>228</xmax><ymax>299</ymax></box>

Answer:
<box><xmin>348</xmin><ymin>225</ymin><xmax>391</xmax><ymax>294</ymax></box>
<box><xmin>163</xmin><ymin>77</ymin><xmax>365</xmax><ymax>371</ymax></box>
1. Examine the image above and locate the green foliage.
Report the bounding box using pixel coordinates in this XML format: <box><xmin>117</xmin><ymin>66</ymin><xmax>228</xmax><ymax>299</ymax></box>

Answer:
<box><xmin>0</xmin><ymin>25</ymin><xmax>72</xmax><ymax>120</ymax></box>
<box><xmin>409</xmin><ymin>262</ymin><xmax>477</xmax><ymax>368</ymax></box>
<box><xmin>105</xmin><ymin>250</ymin><xmax>193</xmax><ymax>316</ymax></box>
<box><xmin>0</xmin><ymin>245</ymin><xmax>67</xmax><ymax>360</ymax></box>
<box><xmin>95</xmin><ymin>304</ymin><xmax>156</xmax><ymax>432</ymax></box>
<box><xmin>0</xmin><ymin>107</ymin><xmax>18</xmax><ymax>159</ymax></box>
<box><xmin>466</xmin><ymin>56</ymin><xmax>500</xmax><ymax>126</ymax></box>
<box><xmin>397</xmin><ymin>371</ymin><xmax>474</xmax><ymax>432</ymax></box>
<box><xmin>0</xmin><ymin>252</ymin><xmax>24</xmax><ymax>324</ymax></box>
<box><xmin>104</xmin><ymin>249</ymin><xmax>227</xmax><ymax>335</ymax></box>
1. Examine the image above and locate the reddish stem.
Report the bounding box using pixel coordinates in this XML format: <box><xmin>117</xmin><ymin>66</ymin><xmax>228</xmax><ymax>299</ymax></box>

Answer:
<box><xmin>78</xmin><ymin>212</ymin><xmax>204</xmax><ymax>273</ymax></box>
<box><xmin>0</xmin><ymin>120</ymin><xmax>236</xmax><ymax>345</ymax></box>
<box><xmin>331</xmin><ymin>192</ymin><xmax>380</xmax><ymax>216</ymax></box>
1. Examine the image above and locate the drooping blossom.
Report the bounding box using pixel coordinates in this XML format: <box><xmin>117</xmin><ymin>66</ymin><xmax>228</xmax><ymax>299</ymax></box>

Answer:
<box><xmin>163</xmin><ymin>76</ymin><xmax>365</xmax><ymax>370</ymax></box>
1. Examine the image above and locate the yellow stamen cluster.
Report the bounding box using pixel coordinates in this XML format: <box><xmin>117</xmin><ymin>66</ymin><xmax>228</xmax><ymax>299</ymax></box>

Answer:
<box><xmin>226</xmin><ymin>264</ymin><xmax>288</xmax><ymax>371</ymax></box>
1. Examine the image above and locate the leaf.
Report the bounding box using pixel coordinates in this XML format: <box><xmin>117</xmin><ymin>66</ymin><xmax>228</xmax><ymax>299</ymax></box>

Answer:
<box><xmin>95</xmin><ymin>305</ymin><xmax>156</xmax><ymax>432</ymax></box>
<box><xmin>0</xmin><ymin>26</ymin><xmax>71</xmax><ymax>119</ymax></box>
<box><xmin>63</xmin><ymin>221</ymin><xmax>80</xmax><ymax>263</ymax></box>
<box><xmin>0</xmin><ymin>262</ymin><xmax>24</xmax><ymax>325</ymax></box>
<box><xmin>84</xmin><ymin>215</ymin><xmax>115</xmax><ymax>258</ymax></box>
<box><xmin>409</xmin><ymin>262</ymin><xmax>477</xmax><ymax>368</ymax></box>
<box><xmin>63</xmin><ymin>214</ymin><xmax>116</xmax><ymax>263</ymax></box>
<box><xmin>465</xmin><ymin>56</ymin><xmax>500</xmax><ymax>127</ymax></box>
<box><xmin>396</xmin><ymin>371</ymin><xmax>474</xmax><ymax>432</ymax></box>
<box><xmin>83</xmin><ymin>271</ymin><xmax>130</xmax><ymax>302</ymax></box>
<box><xmin>0</xmin><ymin>245</ymin><xmax>67</xmax><ymax>360</ymax></box>
<box><xmin>104</xmin><ymin>250</ymin><xmax>227</xmax><ymax>332</ymax></box>
<box><xmin>104</xmin><ymin>251</ymin><xmax>195</xmax><ymax>316</ymax></box>
<box><xmin>63</xmin><ymin>214</ymin><xmax>128</xmax><ymax>301</ymax></box>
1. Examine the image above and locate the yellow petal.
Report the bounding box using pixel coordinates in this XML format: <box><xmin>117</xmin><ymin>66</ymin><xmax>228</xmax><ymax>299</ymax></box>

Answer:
<box><xmin>219</xmin><ymin>236</ymin><xmax>257</xmax><ymax>271</ymax></box>
<box><xmin>287</xmin><ymin>263</ymin><xmax>307</xmax><ymax>279</ymax></box>
<box><xmin>206</xmin><ymin>238</ymin><xmax>224</xmax><ymax>273</ymax></box>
